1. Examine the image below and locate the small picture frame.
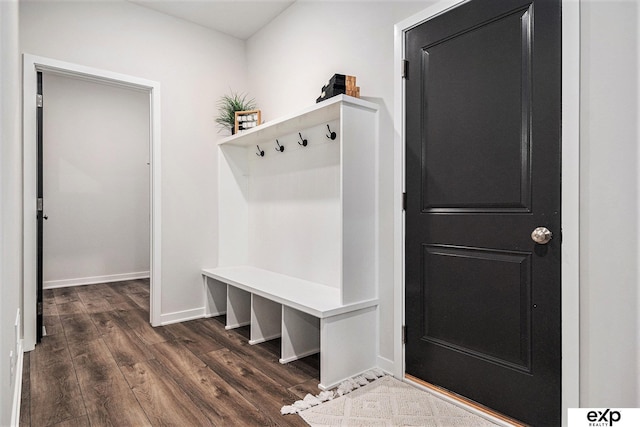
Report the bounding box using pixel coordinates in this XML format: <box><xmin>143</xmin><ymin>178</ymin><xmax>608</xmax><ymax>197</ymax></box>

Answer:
<box><xmin>234</xmin><ymin>109</ymin><xmax>262</xmax><ymax>133</ymax></box>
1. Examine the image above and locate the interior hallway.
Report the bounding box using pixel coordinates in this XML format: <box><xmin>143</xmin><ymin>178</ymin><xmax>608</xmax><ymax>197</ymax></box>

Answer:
<box><xmin>19</xmin><ymin>279</ymin><xmax>318</xmax><ymax>426</ymax></box>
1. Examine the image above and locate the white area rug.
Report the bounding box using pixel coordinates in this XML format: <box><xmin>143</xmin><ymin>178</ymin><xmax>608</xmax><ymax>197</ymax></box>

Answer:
<box><xmin>299</xmin><ymin>376</ymin><xmax>501</xmax><ymax>427</ymax></box>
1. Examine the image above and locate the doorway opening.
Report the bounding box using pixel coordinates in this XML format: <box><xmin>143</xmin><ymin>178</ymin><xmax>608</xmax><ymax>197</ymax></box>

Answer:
<box><xmin>39</xmin><ymin>71</ymin><xmax>151</xmax><ymax>341</ymax></box>
<box><xmin>23</xmin><ymin>54</ymin><xmax>162</xmax><ymax>351</ymax></box>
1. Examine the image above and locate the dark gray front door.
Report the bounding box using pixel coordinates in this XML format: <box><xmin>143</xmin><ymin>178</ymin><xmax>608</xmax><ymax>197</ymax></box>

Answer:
<box><xmin>404</xmin><ymin>0</ymin><xmax>561</xmax><ymax>425</ymax></box>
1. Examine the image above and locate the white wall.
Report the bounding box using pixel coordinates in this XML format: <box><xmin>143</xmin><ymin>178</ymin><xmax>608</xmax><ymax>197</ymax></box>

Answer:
<box><xmin>20</xmin><ymin>1</ymin><xmax>247</xmax><ymax>320</ymax></box>
<box><xmin>246</xmin><ymin>0</ymin><xmax>433</xmax><ymax>367</ymax></box>
<box><xmin>580</xmin><ymin>0</ymin><xmax>640</xmax><ymax>407</ymax></box>
<box><xmin>0</xmin><ymin>0</ymin><xmax>23</xmax><ymax>424</ymax></box>
<box><xmin>42</xmin><ymin>73</ymin><xmax>150</xmax><ymax>288</ymax></box>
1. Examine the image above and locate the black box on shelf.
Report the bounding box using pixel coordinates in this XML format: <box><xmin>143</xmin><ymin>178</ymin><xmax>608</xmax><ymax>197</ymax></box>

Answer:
<box><xmin>317</xmin><ymin>74</ymin><xmax>360</xmax><ymax>103</ymax></box>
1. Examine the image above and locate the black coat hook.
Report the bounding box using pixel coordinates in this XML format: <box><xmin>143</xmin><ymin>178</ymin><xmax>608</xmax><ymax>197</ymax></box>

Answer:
<box><xmin>275</xmin><ymin>139</ymin><xmax>285</xmax><ymax>152</ymax></box>
<box><xmin>326</xmin><ymin>124</ymin><xmax>337</xmax><ymax>140</ymax></box>
<box><xmin>256</xmin><ymin>145</ymin><xmax>264</xmax><ymax>157</ymax></box>
<box><xmin>298</xmin><ymin>132</ymin><xmax>308</xmax><ymax>147</ymax></box>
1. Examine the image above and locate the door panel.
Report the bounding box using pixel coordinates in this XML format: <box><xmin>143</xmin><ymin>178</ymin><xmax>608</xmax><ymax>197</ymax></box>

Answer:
<box><xmin>405</xmin><ymin>0</ymin><xmax>561</xmax><ymax>425</ymax></box>
<box><xmin>421</xmin><ymin>7</ymin><xmax>531</xmax><ymax>212</ymax></box>
<box><xmin>422</xmin><ymin>245</ymin><xmax>532</xmax><ymax>371</ymax></box>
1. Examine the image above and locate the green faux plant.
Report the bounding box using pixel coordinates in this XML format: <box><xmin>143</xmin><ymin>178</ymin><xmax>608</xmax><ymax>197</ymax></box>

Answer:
<box><xmin>215</xmin><ymin>91</ymin><xmax>257</xmax><ymax>134</ymax></box>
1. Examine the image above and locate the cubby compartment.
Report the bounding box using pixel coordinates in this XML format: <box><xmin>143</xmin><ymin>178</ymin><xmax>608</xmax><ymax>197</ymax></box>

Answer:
<box><xmin>250</xmin><ymin>294</ymin><xmax>281</xmax><ymax>345</ymax></box>
<box><xmin>226</xmin><ymin>286</ymin><xmax>250</xmax><ymax>329</ymax></box>
<box><xmin>281</xmin><ymin>306</ymin><xmax>320</xmax><ymax>364</ymax></box>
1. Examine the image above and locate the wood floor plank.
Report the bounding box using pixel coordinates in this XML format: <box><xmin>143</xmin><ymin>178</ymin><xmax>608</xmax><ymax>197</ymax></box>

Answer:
<box><xmin>121</xmin><ymin>359</ymin><xmax>212</xmax><ymax>426</ymax></box>
<box><xmin>148</xmin><ymin>339</ymin><xmax>206</xmax><ymax>378</ymax></box>
<box><xmin>61</xmin><ymin>313</ymin><xmax>101</xmax><ymax>358</ymax></box>
<box><xmin>113</xmin><ymin>305</ymin><xmax>150</xmax><ymax>329</ymax></box>
<box><xmin>72</xmin><ymin>338</ymin><xmax>120</xmax><ymax>381</ymax></box>
<box><xmin>163</xmin><ymin>320</ymin><xmax>225</xmax><ymax>355</ymax></box>
<box><xmin>89</xmin><ymin>311</ymin><xmax>130</xmax><ymax>335</ymax></box>
<box><xmin>288</xmin><ymin>378</ymin><xmax>323</xmax><ymax>400</ymax></box>
<box><xmin>43</xmin><ymin>297</ymin><xmax>58</xmax><ymax>316</ymax></box>
<box><xmin>124</xmin><ymin>291</ymin><xmax>150</xmax><ymax>311</ymax></box>
<box><xmin>53</xmin><ymin>287</ymin><xmax>80</xmax><ymax>305</ymax></box>
<box><xmin>30</xmin><ymin>360</ymin><xmax>87</xmax><ymax>427</ymax></box>
<box><xmin>130</xmin><ymin>323</ymin><xmax>175</xmax><ymax>346</ymax></box>
<box><xmin>200</xmin><ymin>348</ymin><xmax>307</xmax><ymax>427</ymax></box>
<box><xmin>48</xmin><ymin>415</ymin><xmax>90</xmax><ymax>427</ymax></box>
<box><xmin>43</xmin><ymin>314</ymin><xmax>64</xmax><ymax>336</ymax></box>
<box><xmin>101</xmin><ymin>326</ymin><xmax>155</xmax><ymax>367</ymax></box>
<box><xmin>56</xmin><ymin>301</ymin><xmax>87</xmax><ymax>315</ymax></box>
<box><xmin>30</xmin><ymin>333</ymin><xmax>72</xmax><ymax>372</ymax></box>
<box><xmin>81</xmin><ymin>375</ymin><xmax>151</xmax><ymax>427</ymax></box>
<box><xmin>76</xmin><ymin>287</ymin><xmax>106</xmax><ymax>303</ymax></box>
<box><xmin>94</xmin><ymin>284</ymin><xmax>132</xmax><ymax>305</ymax></box>
<box><xmin>19</xmin><ymin>353</ymin><xmax>30</xmax><ymax>427</ymax></box>
<box><xmin>199</xmin><ymin>318</ymin><xmax>320</xmax><ymax>389</ymax></box>
<box><xmin>80</xmin><ymin>298</ymin><xmax>113</xmax><ymax>314</ymax></box>
<box><xmin>72</xmin><ymin>339</ymin><xmax>152</xmax><ymax>426</ymax></box>
<box><xmin>119</xmin><ymin>280</ymin><xmax>150</xmax><ymax>295</ymax></box>
<box><xmin>111</xmin><ymin>298</ymin><xmax>143</xmax><ymax>313</ymax></box>
<box><xmin>172</xmin><ymin>365</ymin><xmax>274</xmax><ymax>426</ymax></box>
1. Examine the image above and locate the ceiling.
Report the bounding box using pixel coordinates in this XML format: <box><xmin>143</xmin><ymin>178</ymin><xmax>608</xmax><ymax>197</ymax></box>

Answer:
<box><xmin>129</xmin><ymin>0</ymin><xmax>296</xmax><ymax>40</ymax></box>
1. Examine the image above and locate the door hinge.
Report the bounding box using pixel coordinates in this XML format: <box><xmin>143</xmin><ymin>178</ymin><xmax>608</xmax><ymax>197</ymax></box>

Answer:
<box><xmin>37</xmin><ymin>302</ymin><xmax>43</xmax><ymax>316</ymax></box>
<box><xmin>402</xmin><ymin>192</ymin><xmax>407</xmax><ymax>211</ymax></box>
<box><xmin>36</xmin><ymin>94</ymin><xmax>43</xmax><ymax>108</ymax></box>
<box><xmin>37</xmin><ymin>198</ymin><xmax>43</xmax><ymax>212</ymax></box>
<box><xmin>402</xmin><ymin>325</ymin><xmax>407</xmax><ymax>344</ymax></box>
<box><xmin>402</xmin><ymin>60</ymin><xmax>409</xmax><ymax>79</ymax></box>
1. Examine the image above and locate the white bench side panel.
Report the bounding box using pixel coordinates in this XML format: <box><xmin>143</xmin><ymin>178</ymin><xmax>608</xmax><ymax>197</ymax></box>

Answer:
<box><xmin>319</xmin><ymin>305</ymin><xmax>377</xmax><ymax>390</ymax></box>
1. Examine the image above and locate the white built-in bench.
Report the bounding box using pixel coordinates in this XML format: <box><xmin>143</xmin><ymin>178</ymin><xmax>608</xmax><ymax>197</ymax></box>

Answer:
<box><xmin>207</xmin><ymin>96</ymin><xmax>380</xmax><ymax>390</ymax></box>
<box><xmin>202</xmin><ymin>266</ymin><xmax>378</xmax><ymax>390</ymax></box>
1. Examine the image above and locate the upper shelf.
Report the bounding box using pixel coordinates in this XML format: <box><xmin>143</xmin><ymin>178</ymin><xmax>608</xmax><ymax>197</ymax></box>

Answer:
<box><xmin>217</xmin><ymin>95</ymin><xmax>378</xmax><ymax>148</ymax></box>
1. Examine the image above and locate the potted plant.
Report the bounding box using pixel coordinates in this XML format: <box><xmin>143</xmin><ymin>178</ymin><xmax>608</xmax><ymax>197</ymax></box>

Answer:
<box><xmin>215</xmin><ymin>91</ymin><xmax>257</xmax><ymax>135</ymax></box>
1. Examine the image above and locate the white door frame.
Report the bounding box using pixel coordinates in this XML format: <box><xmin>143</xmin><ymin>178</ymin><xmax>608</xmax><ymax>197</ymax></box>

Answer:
<box><xmin>393</xmin><ymin>1</ymin><xmax>580</xmax><ymax>425</ymax></box>
<box><xmin>22</xmin><ymin>54</ymin><xmax>162</xmax><ymax>351</ymax></box>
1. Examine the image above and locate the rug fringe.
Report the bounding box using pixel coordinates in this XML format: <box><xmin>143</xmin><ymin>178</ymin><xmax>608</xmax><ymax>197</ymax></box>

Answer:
<box><xmin>281</xmin><ymin>369</ymin><xmax>387</xmax><ymax>415</ymax></box>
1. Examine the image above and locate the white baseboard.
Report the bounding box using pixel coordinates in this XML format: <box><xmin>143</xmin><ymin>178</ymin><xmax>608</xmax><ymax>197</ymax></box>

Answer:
<box><xmin>11</xmin><ymin>339</ymin><xmax>24</xmax><ymax>427</ymax></box>
<box><xmin>44</xmin><ymin>271</ymin><xmax>150</xmax><ymax>289</ymax></box>
<box><xmin>376</xmin><ymin>355</ymin><xmax>395</xmax><ymax>375</ymax></box>
<box><xmin>159</xmin><ymin>307</ymin><xmax>205</xmax><ymax>326</ymax></box>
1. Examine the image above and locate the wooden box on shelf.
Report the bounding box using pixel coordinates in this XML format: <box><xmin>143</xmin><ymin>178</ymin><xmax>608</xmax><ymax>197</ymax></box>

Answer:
<box><xmin>234</xmin><ymin>109</ymin><xmax>261</xmax><ymax>134</ymax></box>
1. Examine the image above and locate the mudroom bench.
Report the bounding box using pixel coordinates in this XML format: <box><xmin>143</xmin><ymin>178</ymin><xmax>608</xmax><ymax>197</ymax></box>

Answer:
<box><xmin>208</xmin><ymin>95</ymin><xmax>380</xmax><ymax>390</ymax></box>
<box><xmin>202</xmin><ymin>266</ymin><xmax>378</xmax><ymax>390</ymax></box>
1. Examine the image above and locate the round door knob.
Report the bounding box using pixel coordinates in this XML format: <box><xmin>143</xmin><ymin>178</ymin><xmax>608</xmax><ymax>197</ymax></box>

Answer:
<box><xmin>531</xmin><ymin>227</ymin><xmax>552</xmax><ymax>244</ymax></box>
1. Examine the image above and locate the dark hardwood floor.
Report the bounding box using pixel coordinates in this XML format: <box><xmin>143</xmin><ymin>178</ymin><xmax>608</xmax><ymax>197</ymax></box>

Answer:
<box><xmin>20</xmin><ymin>279</ymin><xmax>319</xmax><ymax>426</ymax></box>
